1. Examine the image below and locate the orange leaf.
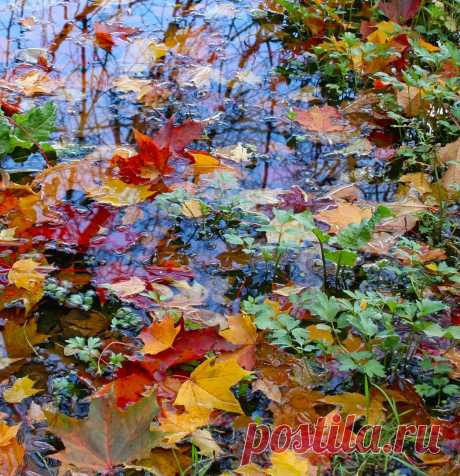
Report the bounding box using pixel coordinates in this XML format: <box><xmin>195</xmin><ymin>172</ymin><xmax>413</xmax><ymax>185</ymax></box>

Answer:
<box><xmin>140</xmin><ymin>315</ymin><xmax>181</xmax><ymax>355</ymax></box>
<box><xmin>295</xmin><ymin>105</ymin><xmax>347</xmax><ymax>133</ymax></box>
<box><xmin>219</xmin><ymin>314</ymin><xmax>257</xmax><ymax>345</ymax></box>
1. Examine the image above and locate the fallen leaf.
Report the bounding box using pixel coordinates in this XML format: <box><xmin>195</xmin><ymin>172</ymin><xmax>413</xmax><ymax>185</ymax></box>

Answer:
<box><xmin>252</xmin><ymin>378</ymin><xmax>282</xmax><ymax>403</ymax></box>
<box><xmin>216</xmin><ymin>144</ymin><xmax>251</xmax><ymax>163</ymax></box>
<box><xmin>87</xmin><ymin>178</ymin><xmax>156</xmax><ymax>206</ymax></box>
<box><xmin>315</xmin><ymin>202</ymin><xmax>372</xmax><ymax>233</ymax></box>
<box><xmin>191</xmin><ymin>429</ymin><xmax>222</xmax><ymax>457</ymax></box>
<box><xmin>3</xmin><ymin>376</ymin><xmax>41</xmax><ymax>403</ymax></box>
<box><xmin>46</xmin><ymin>390</ymin><xmax>160</xmax><ymax>473</ymax></box>
<box><xmin>190</xmin><ymin>151</ymin><xmax>227</xmax><ymax>175</ymax></box>
<box><xmin>174</xmin><ymin>357</ymin><xmax>251</xmax><ymax>413</ymax></box>
<box><xmin>14</xmin><ymin>70</ymin><xmax>61</xmax><ymax>96</ymax></box>
<box><xmin>438</xmin><ymin>138</ymin><xmax>460</xmax><ymax>164</ymax></box>
<box><xmin>399</xmin><ymin>172</ymin><xmax>432</xmax><ymax>195</ymax></box>
<box><xmin>236</xmin><ymin>463</ymin><xmax>266</xmax><ymax>476</ymax></box>
<box><xmin>140</xmin><ymin>315</ymin><xmax>181</xmax><ymax>355</ymax></box>
<box><xmin>7</xmin><ymin>258</ymin><xmax>45</xmax><ymax>292</ymax></box>
<box><xmin>0</xmin><ymin>420</ymin><xmax>24</xmax><ymax>475</ymax></box>
<box><xmin>158</xmin><ymin>407</ymin><xmax>212</xmax><ymax>444</ymax></box>
<box><xmin>268</xmin><ymin>450</ymin><xmax>314</xmax><ymax>476</ymax></box>
<box><xmin>219</xmin><ymin>314</ymin><xmax>257</xmax><ymax>345</ymax></box>
<box><xmin>396</xmin><ymin>86</ymin><xmax>427</xmax><ymax>116</ymax></box>
<box><xmin>318</xmin><ymin>392</ymin><xmax>385</xmax><ymax>424</ymax></box>
<box><xmin>295</xmin><ymin>105</ymin><xmax>348</xmax><ymax>133</ymax></box>
<box><xmin>129</xmin><ymin>448</ymin><xmax>191</xmax><ymax>476</ymax></box>
<box><xmin>103</xmin><ymin>276</ymin><xmax>146</xmax><ymax>298</ymax></box>
<box><xmin>3</xmin><ymin>320</ymin><xmax>49</xmax><ymax>358</ymax></box>
<box><xmin>0</xmin><ymin>421</ymin><xmax>20</xmax><ymax>447</ymax></box>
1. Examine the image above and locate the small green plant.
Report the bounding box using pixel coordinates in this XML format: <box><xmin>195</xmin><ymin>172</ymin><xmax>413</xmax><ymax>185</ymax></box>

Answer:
<box><xmin>0</xmin><ymin>102</ymin><xmax>56</xmax><ymax>163</ymax></box>
<box><xmin>111</xmin><ymin>306</ymin><xmax>143</xmax><ymax>332</ymax></box>
<box><xmin>415</xmin><ymin>357</ymin><xmax>460</xmax><ymax>405</ymax></box>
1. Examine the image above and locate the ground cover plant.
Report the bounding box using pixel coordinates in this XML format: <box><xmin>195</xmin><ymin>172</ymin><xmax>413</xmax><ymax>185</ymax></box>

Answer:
<box><xmin>0</xmin><ymin>0</ymin><xmax>459</xmax><ymax>474</ymax></box>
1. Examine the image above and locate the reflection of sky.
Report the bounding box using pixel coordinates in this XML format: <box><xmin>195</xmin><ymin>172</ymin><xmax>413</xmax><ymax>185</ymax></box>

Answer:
<box><xmin>0</xmin><ymin>0</ymin><xmax>390</xmax><ymax>197</ymax></box>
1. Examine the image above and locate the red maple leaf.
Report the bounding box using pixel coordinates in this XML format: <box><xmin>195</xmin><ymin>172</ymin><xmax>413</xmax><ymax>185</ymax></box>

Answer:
<box><xmin>112</xmin><ymin>120</ymin><xmax>203</xmax><ymax>184</ymax></box>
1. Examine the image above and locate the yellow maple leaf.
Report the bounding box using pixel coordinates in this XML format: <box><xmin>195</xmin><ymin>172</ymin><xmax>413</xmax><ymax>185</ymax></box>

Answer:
<box><xmin>174</xmin><ymin>357</ymin><xmax>251</xmax><ymax>413</ymax></box>
<box><xmin>268</xmin><ymin>450</ymin><xmax>314</xmax><ymax>476</ymax></box>
<box><xmin>318</xmin><ymin>392</ymin><xmax>385</xmax><ymax>425</ymax></box>
<box><xmin>7</xmin><ymin>259</ymin><xmax>48</xmax><ymax>313</ymax></box>
<box><xmin>3</xmin><ymin>376</ymin><xmax>41</xmax><ymax>404</ymax></box>
<box><xmin>8</xmin><ymin>259</ymin><xmax>45</xmax><ymax>294</ymax></box>
<box><xmin>140</xmin><ymin>315</ymin><xmax>181</xmax><ymax>355</ymax></box>
<box><xmin>87</xmin><ymin>178</ymin><xmax>156</xmax><ymax>207</ymax></box>
<box><xmin>158</xmin><ymin>407</ymin><xmax>211</xmax><ymax>444</ymax></box>
<box><xmin>219</xmin><ymin>314</ymin><xmax>257</xmax><ymax>345</ymax></box>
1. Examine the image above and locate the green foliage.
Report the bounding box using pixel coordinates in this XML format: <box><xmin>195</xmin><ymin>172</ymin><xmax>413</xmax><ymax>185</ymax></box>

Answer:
<box><xmin>0</xmin><ymin>102</ymin><xmax>56</xmax><ymax>157</ymax></box>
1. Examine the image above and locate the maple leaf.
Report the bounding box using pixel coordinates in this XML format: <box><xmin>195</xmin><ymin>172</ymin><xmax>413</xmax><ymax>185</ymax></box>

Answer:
<box><xmin>140</xmin><ymin>315</ymin><xmax>181</xmax><ymax>355</ymax></box>
<box><xmin>379</xmin><ymin>0</ymin><xmax>421</xmax><ymax>24</ymax></box>
<box><xmin>113</xmin><ymin>121</ymin><xmax>203</xmax><ymax>184</ymax></box>
<box><xmin>0</xmin><ymin>421</ymin><xmax>24</xmax><ymax>476</ymax></box>
<box><xmin>158</xmin><ymin>407</ymin><xmax>211</xmax><ymax>444</ymax></box>
<box><xmin>0</xmin><ymin>421</ymin><xmax>20</xmax><ymax>447</ymax></box>
<box><xmin>318</xmin><ymin>392</ymin><xmax>385</xmax><ymax>424</ymax></box>
<box><xmin>139</xmin><ymin>326</ymin><xmax>236</xmax><ymax>376</ymax></box>
<box><xmin>174</xmin><ymin>357</ymin><xmax>251</xmax><ymax>414</ymax></box>
<box><xmin>268</xmin><ymin>451</ymin><xmax>315</xmax><ymax>476</ymax></box>
<box><xmin>294</xmin><ymin>105</ymin><xmax>348</xmax><ymax>133</ymax></box>
<box><xmin>3</xmin><ymin>376</ymin><xmax>41</xmax><ymax>403</ymax></box>
<box><xmin>7</xmin><ymin>258</ymin><xmax>50</xmax><ymax>313</ymax></box>
<box><xmin>219</xmin><ymin>314</ymin><xmax>257</xmax><ymax>345</ymax></box>
<box><xmin>46</xmin><ymin>390</ymin><xmax>160</xmax><ymax>474</ymax></box>
<box><xmin>86</xmin><ymin>177</ymin><xmax>157</xmax><ymax>207</ymax></box>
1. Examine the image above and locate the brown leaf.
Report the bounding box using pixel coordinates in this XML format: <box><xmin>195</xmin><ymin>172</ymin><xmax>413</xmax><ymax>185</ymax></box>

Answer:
<box><xmin>46</xmin><ymin>390</ymin><xmax>160</xmax><ymax>474</ymax></box>
<box><xmin>295</xmin><ymin>105</ymin><xmax>348</xmax><ymax>133</ymax></box>
<box><xmin>315</xmin><ymin>202</ymin><xmax>372</xmax><ymax>233</ymax></box>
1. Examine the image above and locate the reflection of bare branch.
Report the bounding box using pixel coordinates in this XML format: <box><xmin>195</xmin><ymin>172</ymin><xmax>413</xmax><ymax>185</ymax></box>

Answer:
<box><xmin>49</xmin><ymin>0</ymin><xmax>107</xmax><ymax>56</ymax></box>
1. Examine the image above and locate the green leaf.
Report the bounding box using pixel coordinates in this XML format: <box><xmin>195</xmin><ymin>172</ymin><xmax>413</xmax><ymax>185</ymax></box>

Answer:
<box><xmin>416</xmin><ymin>299</ymin><xmax>447</xmax><ymax>317</ymax></box>
<box><xmin>362</xmin><ymin>359</ymin><xmax>386</xmax><ymax>378</ymax></box>
<box><xmin>324</xmin><ymin>249</ymin><xmax>357</xmax><ymax>267</ymax></box>
<box><xmin>12</xmin><ymin>102</ymin><xmax>57</xmax><ymax>145</ymax></box>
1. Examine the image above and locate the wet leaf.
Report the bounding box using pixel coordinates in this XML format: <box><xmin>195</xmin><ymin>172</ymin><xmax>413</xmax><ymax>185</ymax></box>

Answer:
<box><xmin>294</xmin><ymin>105</ymin><xmax>348</xmax><ymax>133</ymax></box>
<box><xmin>3</xmin><ymin>376</ymin><xmax>41</xmax><ymax>403</ymax></box>
<box><xmin>174</xmin><ymin>357</ymin><xmax>251</xmax><ymax>413</ymax></box>
<box><xmin>219</xmin><ymin>314</ymin><xmax>257</xmax><ymax>345</ymax></box>
<box><xmin>140</xmin><ymin>315</ymin><xmax>181</xmax><ymax>355</ymax></box>
<box><xmin>315</xmin><ymin>202</ymin><xmax>373</xmax><ymax>233</ymax></box>
<box><xmin>46</xmin><ymin>390</ymin><xmax>160</xmax><ymax>474</ymax></box>
<box><xmin>86</xmin><ymin>177</ymin><xmax>156</xmax><ymax>206</ymax></box>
